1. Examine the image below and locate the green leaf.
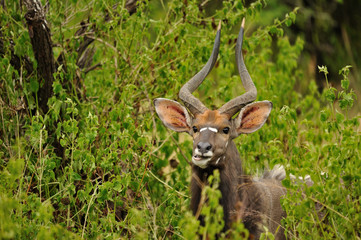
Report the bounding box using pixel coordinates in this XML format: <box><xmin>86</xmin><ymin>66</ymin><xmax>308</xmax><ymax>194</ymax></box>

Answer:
<box><xmin>289</xmin><ymin>12</ymin><xmax>297</xmax><ymax>23</ymax></box>
<box><xmin>285</xmin><ymin>18</ymin><xmax>292</xmax><ymax>27</ymax></box>
<box><xmin>336</xmin><ymin>111</ymin><xmax>344</xmax><ymax>124</ymax></box>
<box><xmin>269</xmin><ymin>26</ymin><xmax>277</xmax><ymax>34</ymax></box>
<box><xmin>320</xmin><ymin>110</ymin><xmax>329</xmax><ymax>122</ymax></box>
<box><xmin>53</xmin><ymin>81</ymin><xmax>62</xmax><ymax>94</ymax></box>
<box><xmin>71</xmin><ymin>172</ymin><xmax>82</xmax><ymax>181</ymax></box>
<box><xmin>30</xmin><ymin>79</ymin><xmax>39</xmax><ymax>93</ymax></box>
<box><xmin>338</xmin><ymin>65</ymin><xmax>352</xmax><ymax>76</ymax></box>
<box><xmin>324</xmin><ymin>87</ymin><xmax>336</xmax><ymax>103</ymax></box>
<box><xmin>339</xmin><ymin>92</ymin><xmax>354</xmax><ymax>110</ymax></box>
<box><xmin>341</xmin><ymin>79</ymin><xmax>349</xmax><ymax>90</ymax></box>
<box><xmin>318</xmin><ymin>65</ymin><xmax>329</xmax><ymax>75</ymax></box>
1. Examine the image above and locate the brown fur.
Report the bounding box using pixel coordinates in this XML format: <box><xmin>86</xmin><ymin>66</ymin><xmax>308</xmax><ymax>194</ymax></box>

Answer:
<box><xmin>194</xmin><ymin>110</ymin><xmax>230</xmax><ymax>128</ymax></box>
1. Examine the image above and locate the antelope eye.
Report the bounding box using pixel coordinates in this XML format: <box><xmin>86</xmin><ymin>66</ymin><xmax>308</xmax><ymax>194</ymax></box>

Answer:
<box><xmin>223</xmin><ymin>127</ymin><xmax>230</xmax><ymax>134</ymax></box>
<box><xmin>192</xmin><ymin>126</ymin><xmax>198</xmax><ymax>133</ymax></box>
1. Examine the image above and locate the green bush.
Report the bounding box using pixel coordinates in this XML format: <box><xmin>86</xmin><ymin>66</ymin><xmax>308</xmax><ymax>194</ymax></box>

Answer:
<box><xmin>0</xmin><ymin>0</ymin><xmax>360</xmax><ymax>239</ymax></box>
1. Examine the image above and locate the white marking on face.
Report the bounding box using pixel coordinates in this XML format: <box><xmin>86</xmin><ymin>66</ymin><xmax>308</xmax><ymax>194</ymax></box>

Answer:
<box><xmin>192</xmin><ymin>157</ymin><xmax>211</xmax><ymax>168</ymax></box>
<box><xmin>192</xmin><ymin>149</ymin><xmax>214</xmax><ymax>168</ymax></box>
<box><xmin>200</xmin><ymin>127</ymin><xmax>218</xmax><ymax>133</ymax></box>
<box><xmin>216</xmin><ymin>157</ymin><xmax>221</xmax><ymax>164</ymax></box>
<box><xmin>194</xmin><ymin>148</ymin><xmax>213</xmax><ymax>157</ymax></box>
<box><xmin>208</xmin><ymin>127</ymin><xmax>218</xmax><ymax>133</ymax></box>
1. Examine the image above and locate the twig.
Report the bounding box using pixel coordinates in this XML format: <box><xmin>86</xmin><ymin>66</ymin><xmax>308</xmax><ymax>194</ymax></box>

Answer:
<box><xmin>148</xmin><ymin>170</ymin><xmax>189</xmax><ymax>198</ymax></box>
<box><xmin>84</xmin><ymin>62</ymin><xmax>102</xmax><ymax>74</ymax></box>
<box><xmin>307</xmin><ymin>195</ymin><xmax>352</xmax><ymax>224</ymax></box>
<box><xmin>82</xmin><ymin>183</ymin><xmax>99</xmax><ymax>238</ymax></box>
<box><xmin>151</xmin><ymin>132</ymin><xmax>174</xmax><ymax>154</ymax></box>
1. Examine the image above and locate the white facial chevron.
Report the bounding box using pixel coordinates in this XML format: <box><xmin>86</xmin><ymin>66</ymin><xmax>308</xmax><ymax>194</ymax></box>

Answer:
<box><xmin>200</xmin><ymin>127</ymin><xmax>218</xmax><ymax>133</ymax></box>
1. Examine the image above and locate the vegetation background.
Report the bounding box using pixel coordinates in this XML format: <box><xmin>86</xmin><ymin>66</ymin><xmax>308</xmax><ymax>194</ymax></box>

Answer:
<box><xmin>0</xmin><ymin>0</ymin><xmax>360</xmax><ymax>239</ymax></box>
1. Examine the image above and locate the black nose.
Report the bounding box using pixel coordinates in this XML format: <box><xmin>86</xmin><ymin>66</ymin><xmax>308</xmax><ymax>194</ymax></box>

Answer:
<box><xmin>197</xmin><ymin>142</ymin><xmax>212</xmax><ymax>153</ymax></box>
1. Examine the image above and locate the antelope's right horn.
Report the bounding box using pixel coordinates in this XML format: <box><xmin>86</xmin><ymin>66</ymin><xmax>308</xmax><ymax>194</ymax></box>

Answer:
<box><xmin>218</xmin><ymin>18</ymin><xmax>257</xmax><ymax>117</ymax></box>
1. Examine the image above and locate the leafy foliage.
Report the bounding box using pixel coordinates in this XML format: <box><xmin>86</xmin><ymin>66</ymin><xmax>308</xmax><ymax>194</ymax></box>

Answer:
<box><xmin>0</xmin><ymin>0</ymin><xmax>360</xmax><ymax>239</ymax></box>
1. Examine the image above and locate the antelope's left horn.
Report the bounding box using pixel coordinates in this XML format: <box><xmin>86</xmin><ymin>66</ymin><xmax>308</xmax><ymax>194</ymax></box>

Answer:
<box><xmin>179</xmin><ymin>21</ymin><xmax>222</xmax><ymax>115</ymax></box>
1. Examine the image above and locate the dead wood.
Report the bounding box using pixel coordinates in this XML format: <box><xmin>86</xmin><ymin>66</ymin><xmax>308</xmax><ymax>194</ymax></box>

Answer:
<box><xmin>24</xmin><ymin>0</ymin><xmax>55</xmax><ymax>114</ymax></box>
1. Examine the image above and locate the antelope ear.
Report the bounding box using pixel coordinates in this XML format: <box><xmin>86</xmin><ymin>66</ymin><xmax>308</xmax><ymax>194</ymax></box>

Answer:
<box><xmin>234</xmin><ymin>101</ymin><xmax>272</xmax><ymax>134</ymax></box>
<box><xmin>154</xmin><ymin>98</ymin><xmax>192</xmax><ymax>133</ymax></box>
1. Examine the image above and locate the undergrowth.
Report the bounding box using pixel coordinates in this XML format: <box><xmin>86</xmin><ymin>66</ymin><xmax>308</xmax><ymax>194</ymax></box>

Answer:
<box><xmin>0</xmin><ymin>0</ymin><xmax>360</xmax><ymax>239</ymax></box>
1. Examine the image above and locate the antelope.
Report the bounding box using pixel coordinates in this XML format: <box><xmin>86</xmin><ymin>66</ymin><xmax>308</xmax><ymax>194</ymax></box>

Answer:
<box><xmin>154</xmin><ymin>19</ymin><xmax>287</xmax><ymax>239</ymax></box>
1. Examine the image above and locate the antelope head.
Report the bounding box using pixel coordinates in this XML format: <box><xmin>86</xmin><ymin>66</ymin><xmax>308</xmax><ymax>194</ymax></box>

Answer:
<box><xmin>154</xmin><ymin>19</ymin><xmax>272</xmax><ymax>169</ymax></box>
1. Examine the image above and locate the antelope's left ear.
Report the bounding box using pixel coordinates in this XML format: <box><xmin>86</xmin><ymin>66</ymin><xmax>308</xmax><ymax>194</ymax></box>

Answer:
<box><xmin>234</xmin><ymin>101</ymin><xmax>272</xmax><ymax>134</ymax></box>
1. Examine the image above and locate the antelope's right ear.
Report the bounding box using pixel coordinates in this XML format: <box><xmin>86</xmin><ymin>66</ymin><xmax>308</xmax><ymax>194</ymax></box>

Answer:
<box><xmin>154</xmin><ymin>98</ymin><xmax>192</xmax><ymax>133</ymax></box>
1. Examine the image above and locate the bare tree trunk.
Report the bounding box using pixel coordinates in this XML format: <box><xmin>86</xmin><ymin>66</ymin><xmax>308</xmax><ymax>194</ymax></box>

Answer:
<box><xmin>24</xmin><ymin>0</ymin><xmax>55</xmax><ymax>114</ymax></box>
